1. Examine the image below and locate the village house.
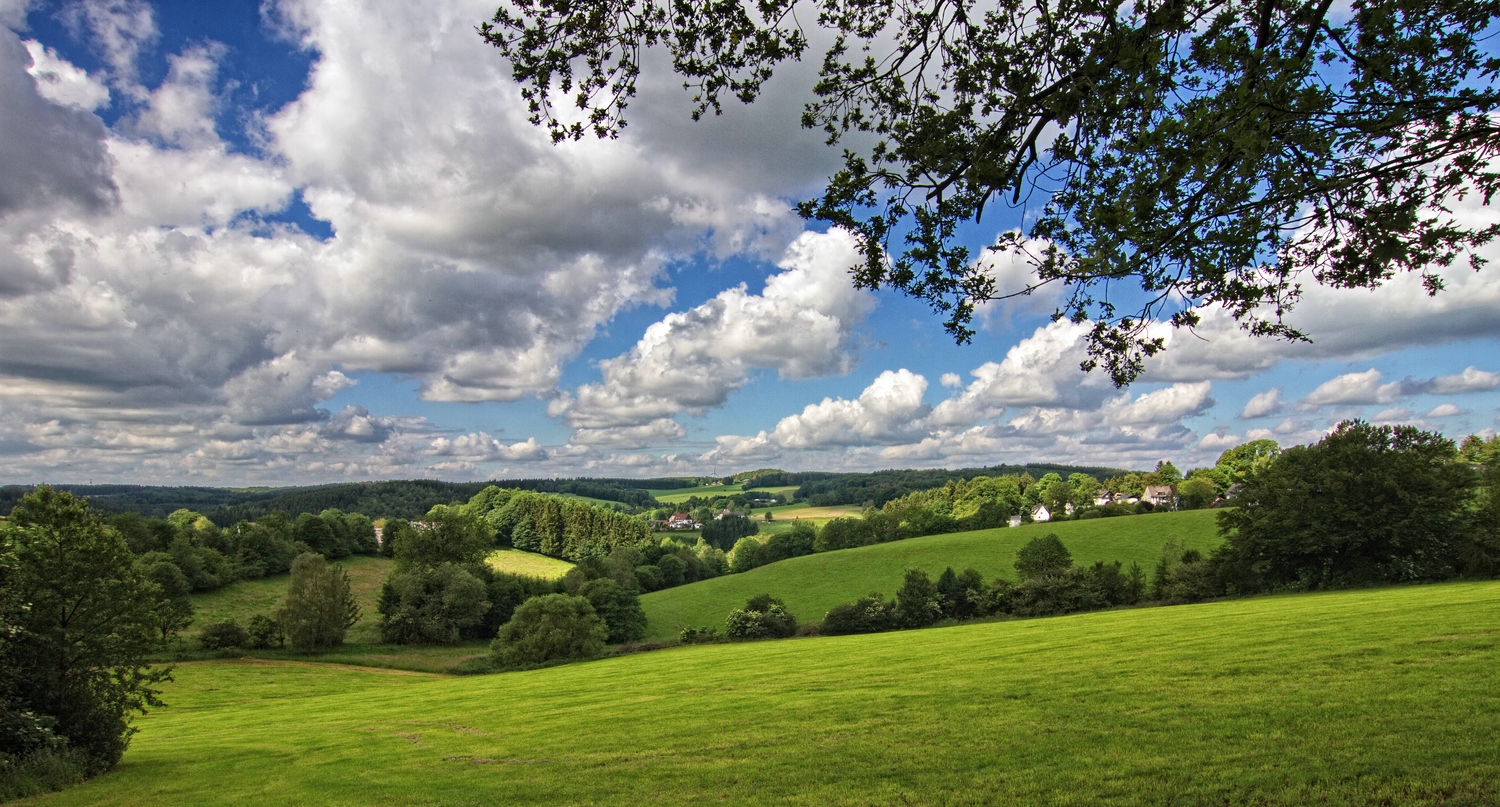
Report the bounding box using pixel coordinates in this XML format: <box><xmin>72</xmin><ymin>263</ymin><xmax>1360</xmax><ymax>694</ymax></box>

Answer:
<box><xmin>1143</xmin><ymin>485</ymin><xmax>1176</xmax><ymax>508</ymax></box>
<box><xmin>1031</xmin><ymin>504</ymin><xmax>1052</xmax><ymax>523</ymax></box>
<box><xmin>666</xmin><ymin>512</ymin><xmax>698</xmax><ymax>530</ymax></box>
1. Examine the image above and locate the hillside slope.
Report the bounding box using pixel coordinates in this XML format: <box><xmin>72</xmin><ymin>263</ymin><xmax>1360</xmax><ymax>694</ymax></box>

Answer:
<box><xmin>643</xmin><ymin>509</ymin><xmax>1221</xmax><ymax>638</ymax></box>
<box><xmin>31</xmin><ymin>581</ymin><xmax>1500</xmax><ymax>806</ymax></box>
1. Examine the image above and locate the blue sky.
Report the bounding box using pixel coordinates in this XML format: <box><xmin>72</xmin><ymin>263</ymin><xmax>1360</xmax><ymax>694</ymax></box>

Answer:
<box><xmin>1</xmin><ymin>0</ymin><xmax>1498</xmax><ymax>485</ymax></box>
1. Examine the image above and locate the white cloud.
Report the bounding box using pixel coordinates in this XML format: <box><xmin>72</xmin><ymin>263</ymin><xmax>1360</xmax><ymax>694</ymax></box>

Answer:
<box><xmin>1427</xmin><ymin>367</ymin><xmax>1500</xmax><ymax>394</ymax></box>
<box><xmin>1301</xmin><ymin>367</ymin><xmax>1500</xmax><ymax>409</ymax></box>
<box><xmin>928</xmin><ymin>319</ymin><xmax>1114</xmax><ymax>426</ymax></box>
<box><xmin>429</xmin><ymin>434</ymin><xmax>546</xmax><ymax>463</ymax></box>
<box><xmin>559</xmin><ymin>228</ymin><xmax>875</xmax><ymax>428</ymax></box>
<box><xmin>1372</xmin><ymin>407</ymin><xmax>1413</xmax><ymax>422</ymax></box>
<box><xmin>1426</xmin><ymin>403</ymin><xmax>1463</xmax><ymax>418</ymax></box>
<box><xmin>1240</xmin><ymin>387</ymin><xmax>1284</xmax><ymax>419</ymax></box>
<box><xmin>1105</xmin><ymin>382</ymin><xmax>1215</xmax><ymax>426</ymax></box>
<box><xmin>768</xmin><ymin>369</ymin><xmax>931</xmax><ymax>449</ymax></box>
<box><xmin>23</xmin><ymin>39</ymin><xmax>108</xmax><ymax>110</ymax></box>
<box><xmin>60</xmin><ymin>0</ymin><xmax>157</xmax><ymax>98</ymax></box>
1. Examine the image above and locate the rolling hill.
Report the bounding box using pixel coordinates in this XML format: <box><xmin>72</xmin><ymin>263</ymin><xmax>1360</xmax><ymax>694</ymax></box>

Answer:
<box><xmin>642</xmin><ymin>509</ymin><xmax>1222</xmax><ymax>639</ymax></box>
<box><xmin>28</xmin><ymin>580</ymin><xmax>1500</xmax><ymax>806</ymax></box>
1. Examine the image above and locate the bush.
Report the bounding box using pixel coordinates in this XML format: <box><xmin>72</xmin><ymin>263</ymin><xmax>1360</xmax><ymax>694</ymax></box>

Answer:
<box><xmin>197</xmin><ymin>621</ymin><xmax>247</xmax><ymax>650</ymax></box>
<box><xmin>1014</xmin><ymin>534</ymin><xmax>1073</xmax><ymax>580</ymax></box>
<box><xmin>678</xmin><ymin>626</ymin><xmax>719</xmax><ymax>644</ymax></box>
<box><xmin>762</xmin><ymin>523</ymin><xmax>816</xmax><ymax>564</ymax></box>
<box><xmin>813</xmin><ymin>518</ymin><xmax>876</xmax><ymax>552</ymax></box>
<box><xmin>490</xmin><ymin>594</ymin><xmax>607</xmax><ymax>669</ymax></box>
<box><xmin>579</xmin><ymin>578</ymin><xmax>647</xmax><ymax>644</ymax></box>
<box><xmin>936</xmin><ymin>567</ymin><xmax>985</xmax><ymax>619</ymax></box>
<box><xmin>820</xmin><ymin>594</ymin><xmax>895</xmax><ymax>635</ymax></box>
<box><xmin>0</xmin><ymin>747</ymin><xmax>91</xmax><ymax>802</ymax></box>
<box><xmin>244</xmin><ymin>614</ymin><xmax>284</xmax><ymax>650</ymax></box>
<box><xmin>377</xmin><ymin>564</ymin><xmax>491</xmax><ymax>645</ymax></box>
<box><xmin>724</xmin><ymin>595</ymin><xmax>798</xmax><ymax>640</ymax></box>
<box><xmin>727</xmin><ymin>536</ymin><xmax>765</xmax><ymax>573</ymax></box>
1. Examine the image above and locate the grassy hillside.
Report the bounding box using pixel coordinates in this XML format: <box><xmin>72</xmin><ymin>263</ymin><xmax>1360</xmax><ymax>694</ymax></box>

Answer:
<box><xmin>31</xmin><ymin>581</ymin><xmax>1500</xmax><ymax>806</ymax></box>
<box><xmin>644</xmin><ymin>509</ymin><xmax>1221</xmax><ymax>638</ymax></box>
<box><xmin>486</xmin><ymin>549</ymin><xmax>574</xmax><ymax>579</ymax></box>
<box><xmin>190</xmin><ymin>555</ymin><xmax>392</xmax><ymax>644</ymax></box>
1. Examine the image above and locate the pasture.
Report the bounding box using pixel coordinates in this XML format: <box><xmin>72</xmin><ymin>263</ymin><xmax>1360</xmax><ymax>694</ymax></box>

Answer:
<box><xmin>30</xmin><ymin>580</ymin><xmax>1500</xmax><ymax>806</ymax></box>
<box><xmin>643</xmin><ymin>509</ymin><xmax>1221</xmax><ymax>638</ymax></box>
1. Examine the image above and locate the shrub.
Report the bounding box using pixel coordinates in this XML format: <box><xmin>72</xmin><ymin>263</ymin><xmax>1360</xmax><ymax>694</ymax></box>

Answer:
<box><xmin>1014</xmin><ymin>534</ymin><xmax>1073</xmax><ymax>580</ymax></box>
<box><xmin>490</xmin><ymin>594</ymin><xmax>607</xmax><ymax>668</ymax></box>
<box><xmin>814</xmin><ymin>518</ymin><xmax>876</xmax><ymax>552</ymax></box>
<box><xmin>579</xmin><ymin>578</ymin><xmax>647</xmax><ymax>644</ymax></box>
<box><xmin>282</xmin><ymin>553</ymin><xmax>360</xmax><ymax>652</ymax></box>
<box><xmin>377</xmin><ymin>564</ymin><xmax>491</xmax><ymax>645</ymax></box>
<box><xmin>244</xmin><ymin>614</ymin><xmax>284</xmax><ymax>650</ymax></box>
<box><xmin>0</xmin><ymin>747</ymin><xmax>91</xmax><ymax>802</ymax></box>
<box><xmin>820</xmin><ymin>594</ymin><xmax>895</xmax><ymax>635</ymax></box>
<box><xmin>724</xmin><ymin>595</ymin><xmax>798</xmax><ymax>640</ymax></box>
<box><xmin>936</xmin><ymin>567</ymin><xmax>985</xmax><ymax>619</ymax></box>
<box><xmin>197</xmin><ymin>621</ymin><xmax>247</xmax><ymax>650</ymax></box>
<box><xmin>678</xmin><ymin>626</ymin><xmax>719</xmax><ymax>644</ymax></box>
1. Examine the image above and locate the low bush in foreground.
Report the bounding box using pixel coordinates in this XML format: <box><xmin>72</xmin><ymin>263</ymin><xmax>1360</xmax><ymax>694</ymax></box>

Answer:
<box><xmin>490</xmin><ymin>594</ymin><xmax>607</xmax><ymax>669</ymax></box>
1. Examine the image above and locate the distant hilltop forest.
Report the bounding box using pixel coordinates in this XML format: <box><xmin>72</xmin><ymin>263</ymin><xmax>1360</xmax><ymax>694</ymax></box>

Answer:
<box><xmin>0</xmin><ymin>462</ymin><xmax>1130</xmax><ymax>523</ymax></box>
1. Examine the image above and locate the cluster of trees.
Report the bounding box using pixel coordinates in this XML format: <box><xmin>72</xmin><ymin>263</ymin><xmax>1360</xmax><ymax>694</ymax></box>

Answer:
<box><xmin>463</xmin><ymin>487</ymin><xmax>655</xmax><ymax>561</ymax></box>
<box><xmin>818</xmin><ymin>535</ymin><xmax>1144</xmax><ymax>636</ymax></box>
<box><xmin>1</xmin><ymin>489</ymin><xmax>183</xmax><ymax>795</ymax></box>
<box><xmin>727</xmin><ymin>524</ymin><xmax>816</xmax><ymax>572</ymax></box>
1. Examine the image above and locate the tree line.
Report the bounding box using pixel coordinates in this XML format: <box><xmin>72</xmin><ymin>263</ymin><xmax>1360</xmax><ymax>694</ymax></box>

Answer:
<box><xmin>748</xmin><ymin>463</ymin><xmax>1129</xmax><ymax>507</ymax></box>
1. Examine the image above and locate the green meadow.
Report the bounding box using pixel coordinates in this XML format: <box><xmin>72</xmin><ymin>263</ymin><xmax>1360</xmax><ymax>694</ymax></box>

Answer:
<box><xmin>643</xmin><ymin>509</ymin><xmax>1221</xmax><ymax>638</ymax></box>
<box><xmin>26</xmin><ymin>580</ymin><xmax>1500</xmax><ymax>806</ymax></box>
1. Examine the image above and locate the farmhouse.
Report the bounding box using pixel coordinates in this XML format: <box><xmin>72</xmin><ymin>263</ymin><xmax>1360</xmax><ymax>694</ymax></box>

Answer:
<box><xmin>1031</xmin><ymin>504</ymin><xmax>1052</xmax><ymax>523</ymax></box>
<box><xmin>666</xmin><ymin>513</ymin><xmax>698</xmax><ymax>530</ymax></box>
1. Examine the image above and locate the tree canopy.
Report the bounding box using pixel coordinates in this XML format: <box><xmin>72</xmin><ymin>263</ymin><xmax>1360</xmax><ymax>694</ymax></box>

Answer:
<box><xmin>485</xmin><ymin>0</ymin><xmax>1500</xmax><ymax>383</ymax></box>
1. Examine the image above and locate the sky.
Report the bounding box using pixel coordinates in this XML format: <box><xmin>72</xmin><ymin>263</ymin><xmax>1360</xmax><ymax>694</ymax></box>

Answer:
<box><xmin>1</xmin><ymin>0</ymin><xmax>1498</xmax><ymax>486</ymax></box>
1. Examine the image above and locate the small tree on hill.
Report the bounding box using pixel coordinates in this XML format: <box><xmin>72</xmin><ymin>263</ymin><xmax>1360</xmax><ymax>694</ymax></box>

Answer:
<box><xmin>491</xmin><ymin>594</ymin><xmax>607</xmax><ymax>668</ymax></box>
<box><xmin>579</xmin><ymin>578</ymin><xmax>647</xmax><ymax>644</ymax></box>
<box><xmin>894</xmin><ymin>569</ymin><xmax>942</xmax><ymax>628</ymax></box>
<box><xmin>1015</xmin><ymin>535</ymin><xmax>1073</xmax><ymax>581</ymax></box>
<box><xmin>282</xmin><ymin>553</ymin><xmax>360</xmax><ymax>652</ymax></box>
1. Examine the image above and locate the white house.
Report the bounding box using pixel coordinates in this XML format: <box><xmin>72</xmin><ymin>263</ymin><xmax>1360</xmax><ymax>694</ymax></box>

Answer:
<box><xmin>1031</xmin><ymin>504</ymin><xmax>1051</xmax><ymax>523</ymax></box>
<box><xmin>1008</xmin><ymin>514</ymin><xmax>1023</xmax><ymax>528</ymax></box>
<box><xmin>1094</xmin><ymin>492</ymin><xmax>1113</xmax><ymax>507</ymax></box>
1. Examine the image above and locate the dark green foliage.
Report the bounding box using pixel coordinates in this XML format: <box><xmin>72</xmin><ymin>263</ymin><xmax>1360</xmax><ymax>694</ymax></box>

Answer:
<box><xmin>814</xmin><ymin>518</ymin><xmax>877</xmax><ymax>552</ymax></box>
<box><xmin>579</xmin><ymin>578</ymin><xmax>647</xmax><ymax>643</ymax></box>
<box><xmin>893</xmin><ymin>569</ymin><xmax>942</xmax><ymax>628</ymax></box>
<box><xmin>633</xmin><ymin>564</ymin><xmax>664</xmax><ymax>591</ymax></box>
<box><xmin>0</xmin><ymin>746</ymin><xmax>90</xmax><ymax>802</ymax></box>
<box><xmin>1216</xmin><ymin>421</ymin><xmax>1479</xmax><ymax>591</ymax></box>
<box><xmin>699</xmin><ymin>515</ymin><xmax>758</xmax><ymax>550</ymax></box>
<box><xmin>377</xmin><ymin>564</ymin><xmax>492</xmax><ymax>645</ymax></box>
<box><xmin>762</xmin><ymin>523</ymin><xmax>816</xmax><ymax>564</ymax></box>
<box><xmin>936</xmin><ymin>567</ymin><xmax>986</xmax><ymax>620</ymax></box>
<box><xmin>197</xmin><ymin>621</ymin><xmax>247</xmax><ymax>650</ymax></box>
<box><xmin>293</xmin><ymin>513</ymin><xmax>343</xmax><ymax>559</ymax></box>
<box><xmin>724</xmin><ymin>595</ymin><xmax>798</xmax><ymax>640</ymax></box>
<box><xmin>490</xmin><ymin>594</ymin><xmax>607</xmax><ymax>668</ymax></box>
<box><xmin>244</xmin><ymin>614</ymin><xmax>284</xmax><ymax>650</ymax></box>
<box><xmin>677</xmin><ymin>626</ymin><xmax>719</xmax><ymax>644</ymax></box>
<box><xmin>655</xmin><ymin>554</ymin><xmax>687</xmax><ymax>588</ymax></box>
<box><xmin>0</xmin><ymin>487</ymin><xmax>173</xmax><ymax>772</ymax></box>
<box><xmin>392</xmin><ymin>506</ymin><xmax>493</xmax><ymax>568</ymax></box>
<box><xmin>379</xmin><ymin>519</ymin><xmax>413</xmax><ymax>559</ymax></box>
<box><xmin>1014</xmin><ymin>534</ymin><xmax>1073</xmax><ymax>581</ymax></box>
<box><xmin>480</xmin><ymin>572</ymin><xmax>564</xmax><ymax>637</ymax></box>
<box><xmin>1008</xmin><ymin>562</ymin><xmax>1139</xmax><ymax>618</ymax></box>
<box><xmin>281</xmin><ymin>554</ymin><xmax>360</xmax><ymax>652</ymax></box>
<box><xmin>820</xmin><ymin>593</ymin><xmax>895</xmax><ymax>635</ymax></box>
<box><xmin>137</xmin><ymin>555</ymin><xmax>193</xmax><ymax>638</ymax></box>
<box><xmin>467</xmin><ymin>487</ymin><xmax>654</xmax><ymax>561</ymax></box>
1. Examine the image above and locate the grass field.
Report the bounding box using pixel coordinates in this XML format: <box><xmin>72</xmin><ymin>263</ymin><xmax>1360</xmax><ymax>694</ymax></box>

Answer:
<box><xmin>650</xmin><ymin>483</ymin><xmax>742</xmax><ymax>503</ymax></box>
<box><xmin>30</xmin><ymin>580</ymin><xmax>1500</xmax><ymax>806</ymax></box>
<box><xmin>642</xmin><ymin>509</ymin><xmax>1221</xmax><ymax>638</ymax></box>
<box><xmin>485</xmin><ymin>549</ymin><xmax>574</xmax><ymax>579</ymax></box>
<box><xmin>189</xmin><ymin>555</ymin><xmax>392</xmax><ymax>644</ymax></box>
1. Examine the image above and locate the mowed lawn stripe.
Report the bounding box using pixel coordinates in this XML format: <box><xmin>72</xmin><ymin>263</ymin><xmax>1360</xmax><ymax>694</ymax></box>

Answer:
<box><xmin>29</xmin><ymin>580</ymin><xmax>1500</xmax><ymax>806</ymax></box>
<box><xmin>643</xmin><ymin>509</ymin><xmax>1222</xmax><ymax>639</ymax></box>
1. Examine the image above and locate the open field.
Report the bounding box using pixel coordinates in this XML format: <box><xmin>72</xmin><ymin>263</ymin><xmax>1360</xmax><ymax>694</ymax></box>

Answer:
<box><xmin>643</xmin><ymin>509</ymin><xmax>1221</xmax><ymax>638</ymax></box>
<box><xmin>189</xmin><ymin>555</ymin><xmax>392</xmax><ymax>644</ymax></box>
<box><xmin>485</xmin><ymin>549</ymin><xmax>574</xmax><ymax>579</ymax></box>
<box><xmin>30</xmin><ymin>580</ymin><xmax>1500</xmax><ymax>805</ymax></box>
<box><xmin>649</xmin><ymin>483</ymin><xmax>742</xmax><ymax>503</ymax></box>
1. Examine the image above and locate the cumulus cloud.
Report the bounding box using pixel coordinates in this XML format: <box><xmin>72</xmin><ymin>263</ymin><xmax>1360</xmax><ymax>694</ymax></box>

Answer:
<box><xmin>1301</xmin><ymin>367</ymin><xmax>1500</xmax><ymax>408</ymax></box>
<box><xmin>769</xmin><ymin>369</ymin><xmax>930</xmax><ymax>449</ymax></box>
<box><xmin>429</xmin><ymin>434</ymin><xmax>546</xmax><ymax>463</ymax></box>
<box><xmin>1426</xmin><ymin>403</ymin><xmax>1463</xmax><ymax>418</ymax></box>
<box><xmin>558</xmin><ymin>229</ymin><xmax>875</xmax><ymax>428</ymax></box>
<box><xmin>23</xmin><ymin>39</ymin><xmax>109</xmax><ymax>110</ymax></box>
<box><xmin>1240</xmin><ymin>387</ymin><xmax>1284</xmax><ymax>419</ymax></box>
